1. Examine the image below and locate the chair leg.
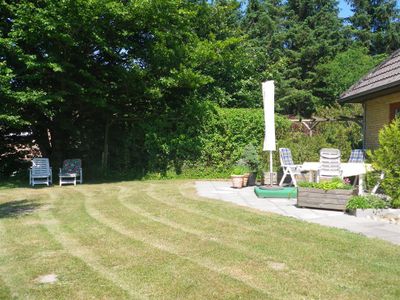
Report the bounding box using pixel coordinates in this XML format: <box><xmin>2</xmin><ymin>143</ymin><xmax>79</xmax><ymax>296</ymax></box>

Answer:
<box><xmin>371</xmin><ymin>172</ymin><xmax>384</xmax><ymax>195</ymax></box>
<box><xmin>279</xmin><ymin>169</ymin><xmax>288</xmax><ymax>186</ymax></box>
<box><xmin>352</xmin><ymin>176</ymin><xmax>358</xmax><ymax>187</ymax></box>
<box><xmin>289</xmin><ymin>169</ymin><xmax>297</xmax><ymax>187</ymax></box>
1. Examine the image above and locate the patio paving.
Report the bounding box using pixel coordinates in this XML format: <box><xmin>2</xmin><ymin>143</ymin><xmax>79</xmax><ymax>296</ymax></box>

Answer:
<box><xmin>195</xmin><ymin>181</ymin><xmax>400</xmax><ymax>246</ymax></box>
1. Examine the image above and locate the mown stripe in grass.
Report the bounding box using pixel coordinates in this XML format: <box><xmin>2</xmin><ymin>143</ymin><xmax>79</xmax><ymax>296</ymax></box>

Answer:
<box><xmin>84</xmin><ymin>193</ymin><xmax>273</xmax><ymax>297</ymax></box>
<box><xmin>39</xmin><ymin>194</ymin><xmax>144</xmax><ymax>299</ymax></box>
<box><xmin>0</xmin><ymin>198</ymin><xmax>130</xmax><ymax>299</ymax></box>
<box><xmin>1</xmin><ymin>182</ymin><xmax>399</xmax><ymax>299</ymax></box>
<box><xmin>88</xmin><ymin>185</ymin><xmax>349</xmax><ymax>298</ymax></box>
<box><xmin>133</xmin><ymin>181</ymin><xmax>400</xmax><ymax>298</ymax></box>
<box><xmin>118</xmin><ymin>187</ymin><xmax>308</xmax><ymax>266</ymax></box>
<box><xmin>49</xmin><ymin>187</ymin><xmax>268</xmax><ymax>299</ymax></box>
<box><xmin>0</xmin><ymin>277</ymin><xmax>12</xmax><ymax>299</ymax></box>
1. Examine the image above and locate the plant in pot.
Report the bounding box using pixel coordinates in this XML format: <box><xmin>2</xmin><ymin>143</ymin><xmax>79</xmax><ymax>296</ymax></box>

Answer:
<box><xmin>235</xmin><ymin>159</ymin><xmax>251</xmax><ymax>186</ymax></box>
<box><xmin>297</xmin><ymin>177</ymin><xmax>355</xmax><ymax>210</ymax></box>
<box><xmin>231</xmin><ymin>164</ymin><xmax>250</xmax><ymax>189</ymax></box>
<box><xmin>241</xmin><ymin>144</ymin><xmax>259</xmax><ymax>186</ymax></box>
<box><xmin>346</xmin><ymin>195</ymin><xmax>389</xmax><ymax>217</ymax></box>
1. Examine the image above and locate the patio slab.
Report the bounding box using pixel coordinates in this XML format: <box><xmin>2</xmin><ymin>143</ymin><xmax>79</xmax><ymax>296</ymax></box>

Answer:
<box><xmin>195</xmin><ymin>181</ymin><xmax>400</xmax><ymax>246</ymax></box>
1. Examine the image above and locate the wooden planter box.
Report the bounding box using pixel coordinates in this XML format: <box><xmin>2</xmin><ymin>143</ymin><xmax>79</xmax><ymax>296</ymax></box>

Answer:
<box><xmin>297</xmin><ymin>188</ymin><xmax>355</xmax><ymax>211</ymax></box>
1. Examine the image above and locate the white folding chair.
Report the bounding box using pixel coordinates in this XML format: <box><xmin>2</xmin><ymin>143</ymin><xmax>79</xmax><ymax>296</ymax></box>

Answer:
<box><xmin>279</xmin><ymin>148</ymin><xmax>304</xmax><ymax>187</ymax></box>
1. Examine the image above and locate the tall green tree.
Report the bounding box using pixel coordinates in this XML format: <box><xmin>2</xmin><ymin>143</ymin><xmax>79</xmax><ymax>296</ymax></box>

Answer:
<box><xmin>276</xmin><ymin>0</ymin><xmax>347</xmax><ymax>116</ymax></box>
<box><xmin>347</xmin><ymin>0</ymin><xmax>400</xmax><ymax>54</ymax></box>
<box><xmin>240</xmin><ymin>0</ymin><xmax>287</xmax><ymax>107</ymax></box>
<box><xmin>315</xmin><ymin>46</ymin><xmax>385</xmax><ymax>104</ymax></box>
<box><xmin>1</xmin><ymin>0</ymin><xmax>263</xmax><ymax>175</ymax></box>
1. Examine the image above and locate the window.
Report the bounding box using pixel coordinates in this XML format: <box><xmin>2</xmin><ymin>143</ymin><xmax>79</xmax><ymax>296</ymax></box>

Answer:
<box><xmin>389</xmin><ymin>102</ymin><xmax>400</xmax><ymax>121</ymax></box>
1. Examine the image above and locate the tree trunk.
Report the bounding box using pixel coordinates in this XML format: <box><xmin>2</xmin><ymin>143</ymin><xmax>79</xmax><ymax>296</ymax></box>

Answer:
<box><xmin>34</xmin><ymin>125</ymin><xmax>52</xmax><ymax>158</ymax></box>
<box><xmin>101</xmin><ymin>117</ymin><xmax>111</xmax><ymax>174</ymax></box>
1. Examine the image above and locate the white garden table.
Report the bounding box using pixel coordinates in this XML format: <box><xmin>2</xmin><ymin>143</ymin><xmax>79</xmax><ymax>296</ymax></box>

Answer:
<box><xmin>301</xmin><ymin>162</ymin><xmax>373</xmax><ymax>195</ymax></box>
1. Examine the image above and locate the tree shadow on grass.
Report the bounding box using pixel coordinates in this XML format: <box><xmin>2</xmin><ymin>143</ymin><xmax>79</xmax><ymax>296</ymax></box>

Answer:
<box><xmin>0</xmin><ymin>199</ymin><xmax>42</xmax><ymax>219</ymax></box>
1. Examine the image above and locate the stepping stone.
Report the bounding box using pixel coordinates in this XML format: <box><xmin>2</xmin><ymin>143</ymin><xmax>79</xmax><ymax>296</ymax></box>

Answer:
<box><xmin>35</xmin><ymin>273</ymin><xmax>58</xmax><ymax>284</ymax></box>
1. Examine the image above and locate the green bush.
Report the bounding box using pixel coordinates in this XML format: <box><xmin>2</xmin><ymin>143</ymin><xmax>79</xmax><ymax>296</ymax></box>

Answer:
<box><xmin>104</xmin><ymin>106</ymin><xmax>363</xmax><ymax>180</ymax></box>
<box><xmin>365</xmin><ymin>171</ymin><xmax>381</xmax><ymax>192</ymax></box>
<box><xmin>241</xmin><ymin>144</ymin><xmax>259</xmax><ymax>171</ymax></box>
<box><xmin>391</xmin><ymin>198</ymin><xmax>400</xmax><ymax>209</ymax></box>
<box><xmin>231</xmin><ymin>165</ymin><xmax>250</xmax><ymax>175</ymax></box>
<box><xmin>346</xmin><ymin>195</ymin><xmax>388</xmax><ymax>210</ymax></box>
<box><xmin>369</xmin><ymin>118</ymin><xmax>400</xmax><ymax>208</ymax></box>
<box><xmin>298</xmin><ymin>177</ymin><xmax>353</xmax><ymax>190</ymax></box>
<box><xmin>200</xmin><ymin>107</ymin><xmax>291</xmax><ymax>172</ymax></box>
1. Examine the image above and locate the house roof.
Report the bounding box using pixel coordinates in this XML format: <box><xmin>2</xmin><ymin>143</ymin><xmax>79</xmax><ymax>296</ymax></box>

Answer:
<box><xmin>340</xmin><ymin>49</ymin><xmax>400</xmax><ymax>103</ymax></box>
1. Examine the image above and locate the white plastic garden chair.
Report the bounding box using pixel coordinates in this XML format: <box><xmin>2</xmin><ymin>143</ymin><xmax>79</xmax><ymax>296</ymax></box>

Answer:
<box><xmin>279</xmin><ymin>148</ymin><xmax>304</xmax><ymax>187</ymax></box>
<box><xmin>317</xmin><ymin>148</ymin><xmax>342</xmax><ymax>182</ymax></box>
<box><xmin>29</xmin><ymin>158</ymin><xmax>52</xmax><ymax>186</ymax></box>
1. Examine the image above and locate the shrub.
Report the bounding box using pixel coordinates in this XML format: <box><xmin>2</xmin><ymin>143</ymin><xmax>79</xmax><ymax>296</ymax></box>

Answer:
<box><xmin>391</xmin><ymin>198</ymin><xmax>400</xmax><ymax>209</ymax></box>
<box><xmin>201</xmin><ymin>107</ymin><xmax>291</xmax><ymax>172</ymax></box>
<box><xmin>231</xmin><ymin>164</ymin><xmax>250</xmax><ymax>175</ymax></box>
<box><xmin>116</xmin><ymin>106</ymin><xmax>362</xmax><ymax>179</ymax></box>
<box><xmin>241</xmin><ymin>144</ymin><xmax>259</xmax><ymax>172</ymax></box>
<box><xmin>346</xmin><ymin>195</ymin><xmax>388</xmax><ymax>210</ymax></box>
<box><xmin>369</xmin><ymin>118</ymin><xmax>400</xmax><ymax>207</ymax></box>
<box><xmin>298</xmin><ymin>177</ymin><xmax>353</xmax><ymax>190</ymax></box>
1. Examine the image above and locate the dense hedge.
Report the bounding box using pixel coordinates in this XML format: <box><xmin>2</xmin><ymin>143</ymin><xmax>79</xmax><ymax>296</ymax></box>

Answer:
<box><xmin>198</xmin><ymin>108</ymin><xmax>290</xmax><ymax>171</ymax></box>
<box><xmin>2</xmin><ymin>106</ymin><xmax>362</xmax><ymax>181</ymax></box>
<box><xmin>142</xmin><ymin>107</ymin><xmax>362</xmax><ymax>178</ymax></box>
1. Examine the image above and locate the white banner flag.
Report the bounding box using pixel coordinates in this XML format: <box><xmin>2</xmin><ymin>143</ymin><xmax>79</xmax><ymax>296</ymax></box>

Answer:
<box><xmin>262</xmin><ymin>81</ymin><xmax>276</xmax><ymax>151</ymax></box>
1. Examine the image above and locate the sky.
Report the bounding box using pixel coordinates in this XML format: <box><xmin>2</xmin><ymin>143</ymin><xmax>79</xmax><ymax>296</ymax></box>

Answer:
<box><xmin>338</xmin><ymin>0</ymin><xmax>352</xmax><ymax>18</ymax></box>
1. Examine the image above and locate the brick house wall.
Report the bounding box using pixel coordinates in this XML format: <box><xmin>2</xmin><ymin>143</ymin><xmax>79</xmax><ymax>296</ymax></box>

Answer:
<box><xmin>364</xmin><ymin>91</ymin><xmax>400</xmax><ymax>149</ymax></box>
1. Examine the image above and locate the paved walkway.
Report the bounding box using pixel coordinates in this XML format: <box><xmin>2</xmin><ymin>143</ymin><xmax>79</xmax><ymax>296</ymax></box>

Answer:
<box><xmin>195</xmin><ymin>181</ymin><xmax>400</xmax><ymax>246</ymax></box>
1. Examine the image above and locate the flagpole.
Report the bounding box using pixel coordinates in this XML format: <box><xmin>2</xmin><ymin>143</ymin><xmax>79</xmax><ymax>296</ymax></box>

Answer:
<box><xmin>269</xmin><ymin>150</ymin><xmax>273</xmax><ymax>186</ymax></box>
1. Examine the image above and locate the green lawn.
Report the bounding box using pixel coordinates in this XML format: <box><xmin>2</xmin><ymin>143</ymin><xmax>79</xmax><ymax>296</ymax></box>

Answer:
<box><xmin>0</xmin><ymin>180</ymin><xmax>399</xmax><ymax>299</ymax></box>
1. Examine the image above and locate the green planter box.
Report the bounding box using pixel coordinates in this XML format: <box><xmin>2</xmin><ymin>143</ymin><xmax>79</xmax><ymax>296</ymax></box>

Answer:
<box><xmin>254</xmin><ymin>186</ymin><xmax>297</xmax><ymax>199</ymax></box>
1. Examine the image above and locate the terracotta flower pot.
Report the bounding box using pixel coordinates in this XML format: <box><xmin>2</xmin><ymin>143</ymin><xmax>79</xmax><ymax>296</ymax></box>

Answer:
<box><xmin>243</xmin><ymin>173</ymin><xmax>250</xmax><ymax>186</ymax></box>
<box><xmin>231</xmin><ymin>175</ymin><xmax>244</xmax><ymax>188</ymax></box>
